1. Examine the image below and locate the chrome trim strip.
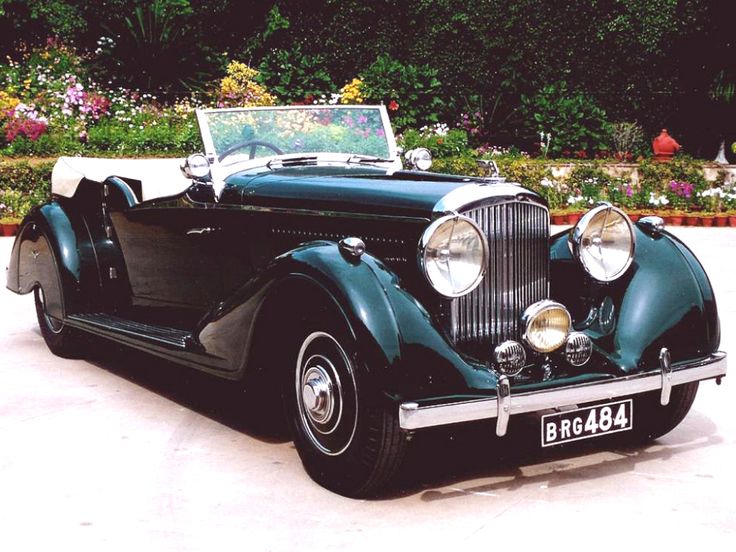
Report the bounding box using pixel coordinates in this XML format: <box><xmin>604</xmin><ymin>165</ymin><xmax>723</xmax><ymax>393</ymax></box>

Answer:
<box><xmin>399</xmin><ymin>352</ymin><xmax>727</xmax><ymax>430</ymax></box>
<box><xmin>433</xmin><ymin>183</ymin><xmax>544</xmax><ymax>215</ymax></box>
<box><xmin>134</xmin><ymin>201</ymin><xmax>430</xmax><ymax>224</ymax></box>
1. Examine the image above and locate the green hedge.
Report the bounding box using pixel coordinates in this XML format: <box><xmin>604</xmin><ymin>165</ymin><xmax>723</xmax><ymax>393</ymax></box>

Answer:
<box><xmin>0</xmin><ymin>156</ymin><xmax>732</xmax><ymax>221</ymax></box>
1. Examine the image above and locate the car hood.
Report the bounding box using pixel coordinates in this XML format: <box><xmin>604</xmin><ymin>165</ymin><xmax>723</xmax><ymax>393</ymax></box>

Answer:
<box><xmin>222</xmin><ymin>165</ymin><xmax>541</xmax><ymax>220</ymax></box>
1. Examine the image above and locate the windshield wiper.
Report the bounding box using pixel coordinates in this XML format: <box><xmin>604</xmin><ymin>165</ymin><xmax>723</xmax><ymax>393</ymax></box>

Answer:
<box><xmin>266</xmin><ymin>156</ymin><xmax>318</xmax><ymax>169</ymax></box>
<box><xmin>347</xmin><ymin>155</ymin><xmax>395</xmax><ymax>164</ymax></box>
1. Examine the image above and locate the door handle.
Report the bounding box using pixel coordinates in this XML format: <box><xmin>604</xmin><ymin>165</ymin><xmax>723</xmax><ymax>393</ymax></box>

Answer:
<box><xmin>186</xmin><ymin>227</ymin><xmax>215</xmax><ymax>235</ymax></box>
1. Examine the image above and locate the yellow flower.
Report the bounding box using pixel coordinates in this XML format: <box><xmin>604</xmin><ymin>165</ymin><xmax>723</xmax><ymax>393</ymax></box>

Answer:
<box><xmin>339</xmin><ymin>78</ymin><xmax>364</xmax><ymax>104</ymax></box>
<box><xmin>0</xmin><ymin>91</ymin><xmax>20</xmax><ymax>114</ymax></box>
<box><xmin>218</xmin><ymin>61</ymin><xmax>276</xmax><ymax>107</ymax></box>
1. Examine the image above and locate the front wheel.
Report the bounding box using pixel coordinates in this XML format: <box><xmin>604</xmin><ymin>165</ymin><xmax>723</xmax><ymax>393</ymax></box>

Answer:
<box><xmin>286</xmin><ymin>327</ymin><xmax>407</xmax><ymax>497</ymax></box>
<box><xmin>628</xmin><ymin>382</ymin><xmax>699</xmax><ymax>442</ymax></box>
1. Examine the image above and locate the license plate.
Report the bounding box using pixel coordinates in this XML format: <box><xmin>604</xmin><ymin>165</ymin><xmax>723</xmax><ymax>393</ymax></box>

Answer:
<box><xmin>541</xmin><ymin>399</ymin><xmax>633</xmax><ymax>447</ymax></box>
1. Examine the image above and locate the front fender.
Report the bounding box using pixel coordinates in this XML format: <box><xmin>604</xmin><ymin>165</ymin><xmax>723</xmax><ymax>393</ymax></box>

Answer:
<box><xmin>197</xmin><ymin>241</ymin><xmax>498</xmax><ymax>398</ymax></box>
<box><xmin>551</xmin><ymin>225</ymin><xmax>720</xmax><ymax>373</ymax></box>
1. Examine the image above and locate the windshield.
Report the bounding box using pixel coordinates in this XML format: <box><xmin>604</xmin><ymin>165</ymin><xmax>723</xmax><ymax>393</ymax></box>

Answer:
<box><xmin>198</xmin><ymin>106</ymin><xmax>393</xmax><ymax>163</ymax></box>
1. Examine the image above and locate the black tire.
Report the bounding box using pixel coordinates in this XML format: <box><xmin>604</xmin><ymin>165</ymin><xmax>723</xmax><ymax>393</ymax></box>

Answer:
<box><xmin>34</xmin><ymin>286</ymin><xmax>83</xmax><ymax>358</ymax></box>
<box><xmin>628</xmin><ymin>382</ymin><xmax>699</xmax><ymax>442</ymax></box>
<box><xmin>284</xmin><ymin>317</ymin><xmax>408</xmax><ymax>498</ymax></box>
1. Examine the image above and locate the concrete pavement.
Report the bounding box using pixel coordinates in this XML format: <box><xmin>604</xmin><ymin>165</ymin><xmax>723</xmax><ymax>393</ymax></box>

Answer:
<box><xmin>1</xmin><ymin>228</ymin><xmax>734</xmax><ymax>551</ymax></box>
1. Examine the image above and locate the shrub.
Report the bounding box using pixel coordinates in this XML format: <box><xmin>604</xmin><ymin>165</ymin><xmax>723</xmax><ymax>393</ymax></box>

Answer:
<box><xmin>360</xmin><ymin>55</ymin><xmax>443</xmax><ymax>130</ymax></box>
<box><xmin>218</xmin><ymin>61</ymin><xmax>276</xmax><ymax>108</ymax></box>
<box><xmin>257</xmin><ymin>44</ymin><xmax>335</xmax><ymax>104</ymax></box>
<box><xmin>520</xmin><ymin>81</ymin><xmax>610</xmax><ymax>157</ymax></box>
<box><xmin>608</xmin><ymin>121</ymin><xmax>645</xmax><ymax>161</ymax></box>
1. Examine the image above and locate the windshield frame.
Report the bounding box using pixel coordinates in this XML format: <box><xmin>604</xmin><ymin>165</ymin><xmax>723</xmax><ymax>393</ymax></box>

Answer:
<box><xmin>195</xmin><ymin>105</ymin><xmax>400</xmax><ymax>169</ymax></box>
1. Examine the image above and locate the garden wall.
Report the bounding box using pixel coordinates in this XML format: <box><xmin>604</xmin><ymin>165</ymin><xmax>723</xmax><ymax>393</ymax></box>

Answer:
<box><xmin>548</xmin><ymin>163</ymin><xmax>736</xmax><ymax>186</ymax></box>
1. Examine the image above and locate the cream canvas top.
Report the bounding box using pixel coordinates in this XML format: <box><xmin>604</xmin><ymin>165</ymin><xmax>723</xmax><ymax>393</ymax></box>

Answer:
<box><xmin>51</xmin><ymin>156</ymin><xmax>192</xmax><ymax>202</ymax></box>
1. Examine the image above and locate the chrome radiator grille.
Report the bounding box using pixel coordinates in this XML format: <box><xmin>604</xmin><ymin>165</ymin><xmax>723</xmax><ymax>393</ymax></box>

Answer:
<box><xmin>451</xmin><ymin>201</ymin><xmax>549</xmax><ymax>345</ymax></box>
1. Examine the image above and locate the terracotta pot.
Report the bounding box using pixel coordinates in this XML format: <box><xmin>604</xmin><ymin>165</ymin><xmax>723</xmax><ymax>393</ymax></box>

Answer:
<box><xmin>729</xmin><ymin>216</ymin><xmax>736</xmax><ymax>227</ymax></box>
<box><xmin>552</xmin><ymin>214</ymin><xmax>567</xmax><ymax>225</ymax></box>
<box><xmin>668</xmin><ymin>216</ymin><xmax>684</xmax><ymax>226</ymax></box>
<box><xmin>700</xmin><ymin>216</ymin><xmax>714</xmax><ymax>227</ymax></box>
<box><xmin>685</xmin><ymin>216</ymin><xmax>699</xmax><ymax>226</ymax></box>
<box><xmin>1</xmin><ymin>223</ymin><xmax>18</xmax><ymax>237</ymax></box>
<box><xmin>627</xmin><ymin>213</ymin><xmax>640</xmax><ymax>222</ymax></box>
<box><xmin>567</xmin><ymin>213</ymin><xmax>582</xmax><ymax>225</ymax></box>
<box><xmin>715</xmin><ymin>216</ymin><xmax>728</xmax><ymax>227</ymax></box>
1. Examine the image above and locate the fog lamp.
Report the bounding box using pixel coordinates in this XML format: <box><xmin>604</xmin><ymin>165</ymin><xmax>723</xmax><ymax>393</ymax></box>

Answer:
<box><xmin>522</xmin><ymin>300</ymin><xmax>571</xmax><ymax>353</ymax></box>
<box><xmin>564</xmin><ymin>332</ymin><xmax>593</xmax><ymax>366</ymax></box>
<box><xmin>493</xmin><ymin>340</ymin><xmax>526</xmax><ymax>376</ymax></box>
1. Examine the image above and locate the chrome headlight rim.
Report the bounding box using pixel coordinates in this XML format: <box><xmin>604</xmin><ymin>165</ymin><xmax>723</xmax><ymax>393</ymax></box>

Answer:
<box><xmin>418</xmin><ymin>213</ymin><xmax>489</xmax><ymax>298</ymax></box>
<box><xmin>521</xmin><ymin>300</ymin><xmax>572</xmax><ymax>353</ymax></box>
<box><xmin>569</xmin><ymin>203</ymin><xmax>636</xmax><ymax>283</ymax></box>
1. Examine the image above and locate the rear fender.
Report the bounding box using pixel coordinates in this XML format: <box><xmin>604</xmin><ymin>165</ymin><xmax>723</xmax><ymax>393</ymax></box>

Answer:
<box><xmin>6</xmin><ymin>201</ymin><xmax>97</xmax><ymax>318</ymax></box>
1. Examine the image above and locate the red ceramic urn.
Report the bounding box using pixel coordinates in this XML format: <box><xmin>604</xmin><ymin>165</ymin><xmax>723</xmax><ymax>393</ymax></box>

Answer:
<box><xmin>652</xmin><ymin>129</ymin><xmax>681</xmax><ymax>162</ymax></box>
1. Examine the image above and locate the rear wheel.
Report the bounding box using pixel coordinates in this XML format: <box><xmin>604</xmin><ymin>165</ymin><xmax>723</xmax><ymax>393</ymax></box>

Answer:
<box><xmin>628</xmin><ymin>382</ymin><xmax>699</xmax><ymax>442</ymax></box>
<box><xmin>34</xmin><ymin>286</ymin><xmax>82</xmax><ymax>358</ymax></box>
<box><xmin>285</xmin><ymin>319</ymin><xmax>407</xmax><ymax>497</ymax></box>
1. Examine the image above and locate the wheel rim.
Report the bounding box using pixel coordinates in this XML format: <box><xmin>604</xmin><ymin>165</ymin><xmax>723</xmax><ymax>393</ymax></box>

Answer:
<box><xmin>38</xmin><ymin>287</ymin><xmax>63</xmax><ymax>334</ymax></box>
<box><xmin>295</xmin><ymin>331</ymin><xmax>358</xmax><ymax>456</ymax></box>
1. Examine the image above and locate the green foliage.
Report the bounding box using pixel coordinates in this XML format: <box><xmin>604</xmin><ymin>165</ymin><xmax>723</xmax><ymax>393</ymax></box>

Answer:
<box><xmin>520</xmin><ymin>81</ymin><xmax>610</xmax><ymax>157</ymax></box>
<box><xmin>95</xmin><ymin>0</ymin><xmax>222</xmax><ymax>92</ymax></box>
<box><xmin>360</xmin><ymin>55</ymin><xmax>443</xmax><ymax>130</ymax></box>
<box><xmin>257</xmin><ymin>45</ymin><xmax>335</xmax><ymax>104</ymax></box>
<box><xmin>0</xmin><ymin>159</ymin><xmax>53</xmax><ymax>221</ymax></box>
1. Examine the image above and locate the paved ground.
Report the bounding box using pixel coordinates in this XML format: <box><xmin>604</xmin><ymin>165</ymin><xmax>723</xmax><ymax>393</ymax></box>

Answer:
<box><xmin>1</xmin><ymin>228</ymin><xmax>734</xmax><ymax>551</ymax></box>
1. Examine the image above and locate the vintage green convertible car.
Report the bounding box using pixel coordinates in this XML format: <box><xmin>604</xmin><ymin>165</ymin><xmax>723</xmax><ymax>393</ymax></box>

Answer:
<box><xmin>5</xmin><ymin>105</ymin><xmax>727</xmax><ymax>496</ymax></box>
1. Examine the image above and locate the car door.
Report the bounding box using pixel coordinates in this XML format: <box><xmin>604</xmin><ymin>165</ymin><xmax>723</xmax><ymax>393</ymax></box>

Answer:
<box><xmin>107</xmin><ymin>182</ymin><xmax>224</xmax><ymax>318</ymax></box>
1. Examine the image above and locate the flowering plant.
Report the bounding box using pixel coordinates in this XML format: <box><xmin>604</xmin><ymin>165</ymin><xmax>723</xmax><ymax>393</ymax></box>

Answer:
<box><xmin>4</xmin><ymin>104</ymin><xmax>48</xmax><ymax>142</ymax></box>
<box><xmin>339</xmin><ymin>78</ymin><xmax>364</xmax><ymax>104</ymax></box>
<box><xmin>698</xmin><ymin>187</ymin><xmax>726</xmax><ymax>213</ymax></box>
<box><xmin>218</xmin><ymin>61</ymin><xmax>276</xmax><ymax>108</ymax></box>
<box><xmin>666</xmin><ymin>180</ymin><xmax>694</xmax><ymax>210</ymax></box>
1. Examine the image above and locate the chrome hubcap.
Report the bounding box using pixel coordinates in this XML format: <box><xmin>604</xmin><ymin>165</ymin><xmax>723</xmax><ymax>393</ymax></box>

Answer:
<box><xmin>295</xmin><ymin>332</ymin><xmax>358</xmax><ymax>457</ymax></box>
<box><xmin>301</xmin><ymin>366</ymin><xmax>334</xmax><ymax>424</ymax></box>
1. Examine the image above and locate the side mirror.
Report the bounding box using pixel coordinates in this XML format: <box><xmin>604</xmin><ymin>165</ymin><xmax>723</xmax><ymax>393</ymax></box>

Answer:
<box><xmin>404</xmin><ymin>148</ymin><xmax>432</xmax><ymax>171</ymax></box>
<box><xmin>181</xmin><ymin>154</ymin><xmax>211</xmax><ymax>180</ymax></box>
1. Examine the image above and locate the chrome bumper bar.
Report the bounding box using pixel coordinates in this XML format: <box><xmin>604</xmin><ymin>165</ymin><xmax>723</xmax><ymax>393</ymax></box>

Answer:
<box><xmin>399</xmin><ymin>351</ymin><xmax>727</xmax><ymax>435</ymax></box>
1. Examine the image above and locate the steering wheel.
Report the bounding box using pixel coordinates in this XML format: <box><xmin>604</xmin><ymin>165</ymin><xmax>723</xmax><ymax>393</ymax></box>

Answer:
<box><xmin>218</xmin><ymin>140</ymin><xmax>284</xmax><ymax>162</ymax></box>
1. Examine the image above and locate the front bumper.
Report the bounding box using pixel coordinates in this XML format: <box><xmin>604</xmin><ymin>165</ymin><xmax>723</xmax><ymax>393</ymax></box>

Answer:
<box><xmin>399</xmin><ymin>351</ymin><xmax>727</xmax><ymax>436</ymax></box>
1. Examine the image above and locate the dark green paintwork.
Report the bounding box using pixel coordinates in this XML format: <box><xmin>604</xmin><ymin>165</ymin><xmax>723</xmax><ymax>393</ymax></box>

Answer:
<box><xmin>5</xmin><ymin>163</ymin><xmax>722</xmax><ymax>405</ymax></box>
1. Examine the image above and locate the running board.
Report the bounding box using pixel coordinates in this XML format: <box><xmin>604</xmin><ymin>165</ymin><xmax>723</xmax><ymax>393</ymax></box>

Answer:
<box><xmin>66</xmin><ymin>313</ymin><xmax>193</xmax><ymax>350</ymax></box>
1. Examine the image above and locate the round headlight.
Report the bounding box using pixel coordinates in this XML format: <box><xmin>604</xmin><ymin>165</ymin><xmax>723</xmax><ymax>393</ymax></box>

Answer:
<box><xmin>522</xmin><ymin>300</ymin><xmax>571</xmax><ymax>353</ymax></box>
<box><xmin>419</xmin><ymin>214</ymin><xmax>488</xmax><ymax>298</ymax></box>
<box><xmin>405</xmin><ymin>148</ymin><xmax>433</xmax><ymax>171</ymax></box>
<box><xmin>569</xmin><ymin>204</ymin><xmax>636</xmax><ymax>282</ymax></box>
